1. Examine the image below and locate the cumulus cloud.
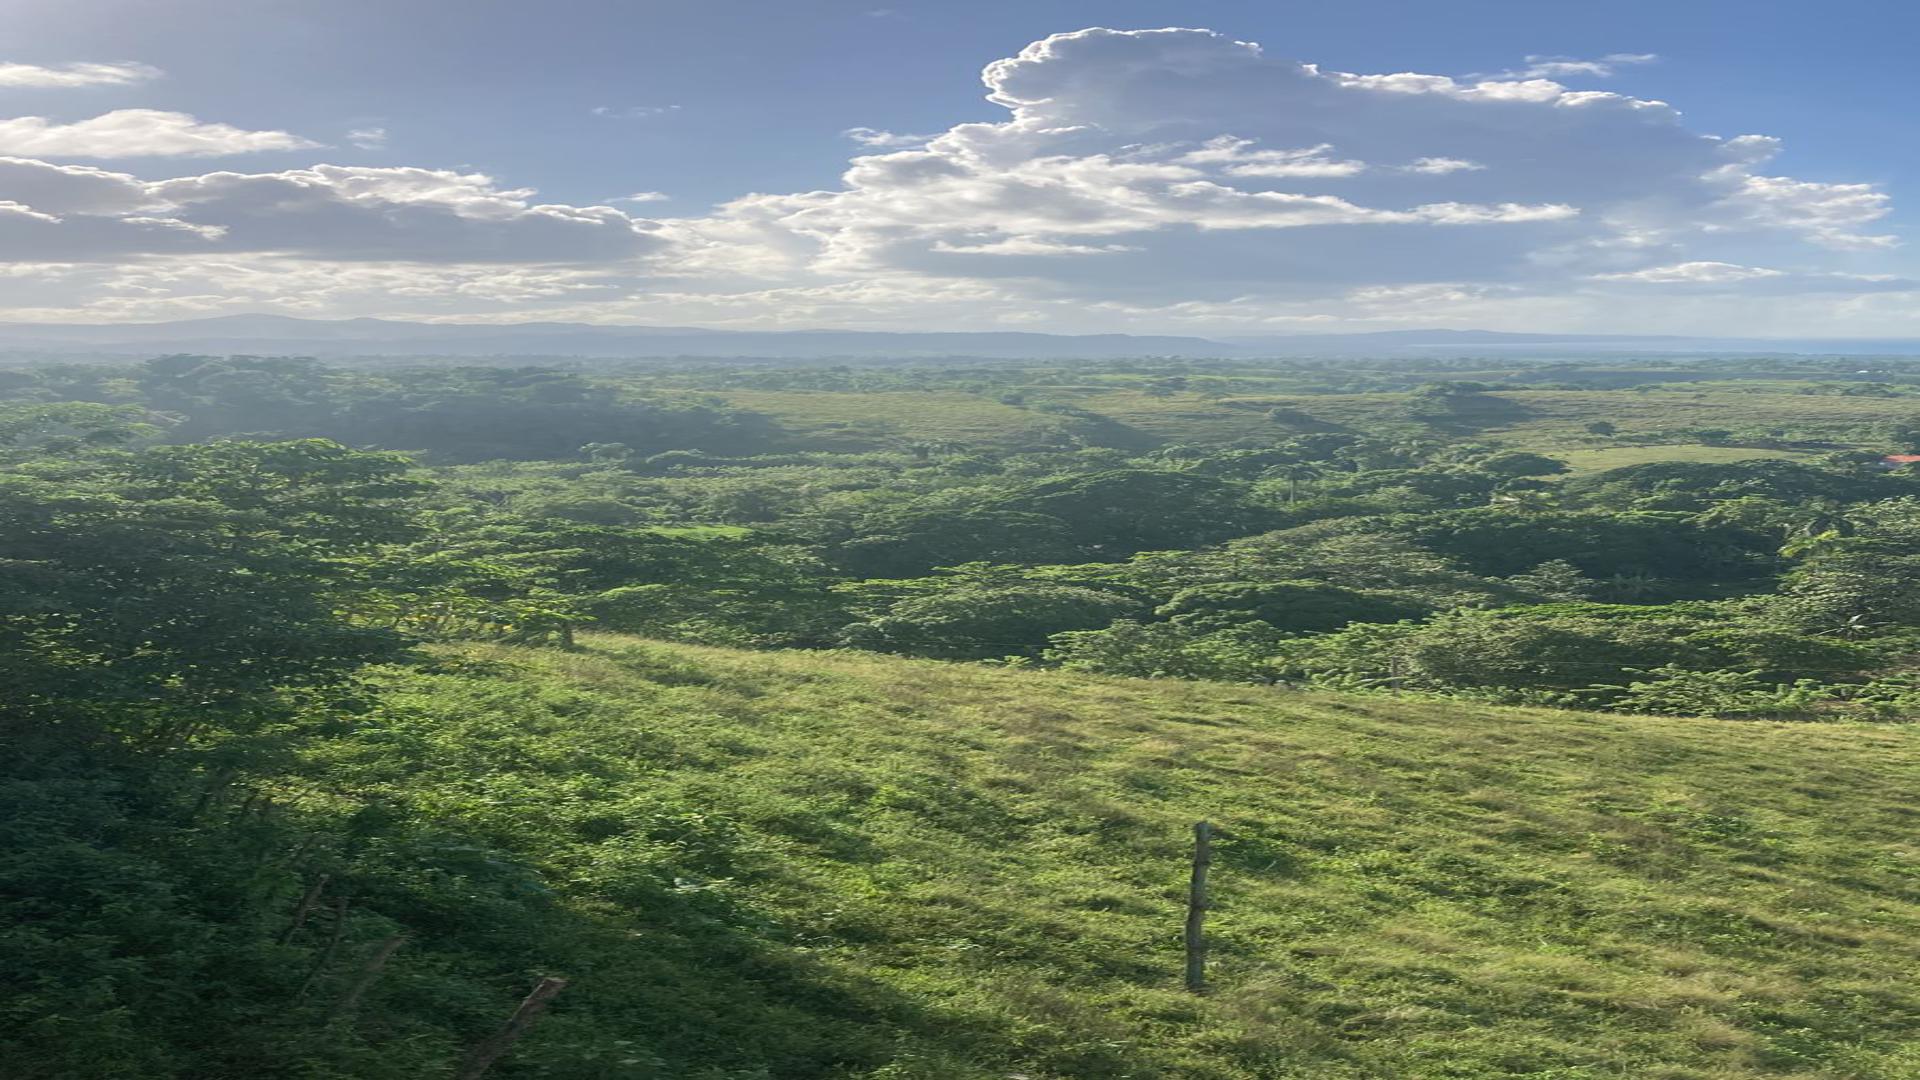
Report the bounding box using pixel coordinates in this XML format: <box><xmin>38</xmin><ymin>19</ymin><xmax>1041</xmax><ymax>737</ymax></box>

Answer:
<box><xmin>0</xmin><ymin>157</ymin><xmax>156</xmax><ymax>215</ymax></box>
<box><xmin>1717</xmin><ymin>173</ymin><xmax>1897</xmax><ymax>249</ymax></box>
<box><xmin>649</xmin><ymin>26</ymin><xmax>1894</xmax><ymax>314</ymax></box>
<box><xmin>0</xmin><ymin>257</ymin><xmax>635</xmax><ymax>322</ymax></box>
<box><xmin>0</xmin><ymin>159</ymin><xmax>665</xmax><ymax>263</ymax></box>
<box><xmin>1</xmin><ymin>26</ymin><xmax>1907</xmax><ymax>333</ymax></box>
<box><xmin>0</xmin><ymin>61</ymin><xmax>161</xmax><ymax>88</ymax></box>
<box><xmin>0</xmin><ymin>109</ymin><xmax>320</xmax><ymax>158</ymax></box>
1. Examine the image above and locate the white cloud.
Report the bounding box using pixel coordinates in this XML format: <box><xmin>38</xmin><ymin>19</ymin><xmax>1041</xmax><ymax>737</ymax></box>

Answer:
<box><xmin>1593</xmin><ymin>261</ymin><xmax>1786</xmax><ymax>283</ymax></box>
<box><xmin>346</xmin><ymin>127</ymin><xmax>388</xmax><ymax>149</ymax></box>
<box><xmin>931</xmin><ymin>236</ymin><xmax>1136</xmax><ymax>256</ymax></box>
<box><xmin>1404</xmin><ymin>156</ymin><xmax>1485</xmax><ymax>175</ymax></box>
<box><xmin>1180</xmin><ymin>138</ymin><xmax>1368</xmax><ymax>178</ymax></box>
<box><xmin>1717</xmin><ymin>173</ymin><xmax>1897</xmax><ymax>249</ymax></box>
<box><xmin>0</xmin><ymin>26</ymin><xmax>1907</xmax><ymax>334</ymax></box>
<box><xmin>652</xmin><ymin>27</ymin><xmax>1807</xmax><ymax>305</ymax></box>
<box><xmin>1502</xmin><ymin>53</ymin><xmax>1659</xmax><ymax>80</ymax></box>
<box><xmin>616</xmin><ymin>191</ymin><xmax>670</xmax><ymax>202</ymax></box>
<box><xmin>1588</xmin><ymin>262</ymin><xmax>1914</xmax><ymax>296</ymax></box>
<box><xmin>591</xmin><ymin>104</ymin><xmax>680</xmax><ymax>119</ymax></box>
<box><xmin>0</xmin><ymin>200</ymin><xmax>61</xmax><ymax>223</ymax></box>
<box><xmin>0</xmin><ymin>159</ymin><xmax>665</xmax><ymax>263</ymax></box>
<box><xmin>0</xmin><ymin>61</ymin><xmax>161</xmax><ymax>88</ymax></box>
<box><xmin>843</xmin><ymin>127</ymin><xmax>940</xmax><ymax>148</ymax></box>
<box><xmin>0</xmin><ymin>157</ymin><xmax>156</xmax><ymax>214</ymax></box>
<box><xmin>0</xmin><ymin>110</ymin><xmax>319</xmax><ymax>158</ymax></box>
<box><xmin>0</xmin><ymin>257</ymin><xmax>633</xmax><ymax>322</ymax></box>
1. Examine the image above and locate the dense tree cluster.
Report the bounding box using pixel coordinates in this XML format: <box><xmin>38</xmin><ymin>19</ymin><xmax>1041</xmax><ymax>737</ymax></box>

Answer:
<box><xmin>0</xmin><ymin>356</ymin><xmax>776</xmax><ymax>462</ymax></box>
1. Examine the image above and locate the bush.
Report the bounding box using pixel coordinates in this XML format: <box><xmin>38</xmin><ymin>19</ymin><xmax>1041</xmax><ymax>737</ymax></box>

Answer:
<box><xmin>838</xmin><ymin>584</ymin><xmax>1143</xmax><ymax>659</ymax></box>
<box><xmin>1044</xmin><ymin>619</ymin><xmax>1282</xmax><ymax>681</ymax></box>
<box><xmin>1610</xmin><ymin>666</ymin><xmax>1833</xmax><ymax>720</ymax></box>
<box><xmin>1155</xmin><ymin>580</ymin><xmax>1425</xmax><ymax>633</ymax></box>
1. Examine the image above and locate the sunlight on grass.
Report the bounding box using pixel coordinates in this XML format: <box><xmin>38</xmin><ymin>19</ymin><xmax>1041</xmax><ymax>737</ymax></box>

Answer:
<box><xmin>1552</xmin><ymin>445</ymin><xmax>1818</xmax><ymax>474</ymax></box>
<box><xmin>395</xmin><ymin>633</ymin><xmax>1920</xmax><ymax>1078</ymax></box>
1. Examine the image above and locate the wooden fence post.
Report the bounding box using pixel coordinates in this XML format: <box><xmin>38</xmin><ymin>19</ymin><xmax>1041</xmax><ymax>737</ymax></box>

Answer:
<box><xmin>453</xmin><ymin>976</ymin><xmax>569</xmax><ymax>1080</ymax></box>
<box><xmin>1185</xmin><ymin>820</ymin><xmax>1213</xmax><ymax>994</ymax></box>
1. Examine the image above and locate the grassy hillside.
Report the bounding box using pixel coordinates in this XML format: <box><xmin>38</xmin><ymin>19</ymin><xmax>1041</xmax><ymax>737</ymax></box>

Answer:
<box><xmin>1551</xmin><ymin>445</ymin><xmax>1817</xmax><ymax>474</ymax></box>
<box><xmin>715</xmin><ymin>389</ymin><xmax>1079</xmax><ymax>449</ymax></box>
<box><xmin>348</xmin><ymin>634</ymin><xmax>1920</xmax><ymax>1079</ymax></box>
<box><xmin>716</xmin><ymin>385</ymin><xmax>1907</xmax><ymax>455</ymax></box>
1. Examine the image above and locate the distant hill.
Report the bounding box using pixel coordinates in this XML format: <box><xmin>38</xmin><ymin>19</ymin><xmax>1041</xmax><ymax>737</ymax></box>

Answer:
<box><xmin>1225</xmin><ymin>327</ymin><xmax>1920</xmax><ymax>356</ymax></box>
<box><xmin>3</xmin><ymin>314</ymin><xmax>1920</xmax><ymax>358</ymax></box>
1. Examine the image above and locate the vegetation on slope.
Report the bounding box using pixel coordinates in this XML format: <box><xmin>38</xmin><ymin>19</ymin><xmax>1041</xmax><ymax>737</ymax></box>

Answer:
<box><xmin>9</xmin><ymin>354</ymin><xmax>1920</xmax><ymax>1079</ymax></box>
<box><xmin>10</xmin><ymin>358</ymin><xmax>1920</xmax><ymax>722</ymax></box>
<box><xmin>147</xmin><ymin>636</ymin><xmax>1920</xmax><ymax>1076</ymax></box>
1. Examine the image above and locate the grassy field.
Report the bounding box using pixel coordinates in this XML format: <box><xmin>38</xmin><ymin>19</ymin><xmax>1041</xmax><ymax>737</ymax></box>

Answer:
<box><xmin>1551</xmin><ymin>445</ymin><xmax>1819</xmax><ymax>474</ymax></box>
<box><xmin>720</xmin><ymin>385</ymin><xmax>1910</xmax><ymax>456</ymax></box>
<box><xmin>364</xmin><ymin>634</ymin><xmax>1920</xmax><ymax>1078</ymax></box>
<box><xmin>717</xmin><ymin>390</ymin><xmax>1078</xmax><ymax>449</ymax></box>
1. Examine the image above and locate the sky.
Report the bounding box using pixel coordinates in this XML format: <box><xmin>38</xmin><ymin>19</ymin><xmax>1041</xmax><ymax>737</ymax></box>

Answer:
<box><xmin>2</xmin><ymin>0</ymin><xmax>1917</xmax><ymax>337</ymax></box>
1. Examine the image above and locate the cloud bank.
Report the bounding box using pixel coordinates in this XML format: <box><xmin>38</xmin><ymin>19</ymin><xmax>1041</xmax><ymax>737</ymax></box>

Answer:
<box><xmin>0</xmin><ymin>110</ymin><xmax>321</xmax><ymax>158</ymax></box>
<box><xmin>0</xmin><ymin>28</ymin><xmax>1910</xmax><ymax>333</ymax></box>
<box><xmin>0</xmin><ymin>61</ymin><xmax>161</xmax><ymax>88</ymax></box>
<box><xmin>0</xmin><ymin>158</ymin><xmax>664</xmax><ymax>263</ymax></box>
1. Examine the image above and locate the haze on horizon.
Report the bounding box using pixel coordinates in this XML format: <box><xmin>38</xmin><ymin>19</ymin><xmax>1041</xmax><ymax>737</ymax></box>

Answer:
<box><xmin>2</xmin><ymin>0</ymin><xmax>1915</xmax><ymax>338</ymax></box>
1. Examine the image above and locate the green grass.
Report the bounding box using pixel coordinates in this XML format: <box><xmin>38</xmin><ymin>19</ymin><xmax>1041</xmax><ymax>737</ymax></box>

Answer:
<box><xmin>360</xmin><ymin>634</ymin><xmax>1920</xmax><ymax>1078</ymax></box>
<box><xmin>1206</xmin><ymin>388</ymin><xmax>1909</xmax><ymax>449</ymax></box>
<box><xmin>638</xmin><ymin>523</ymin><xmax>756</xmax><ymax>537</ymax></box>
<box><xmin>717</xmin><ymin>390</ymin><xmax>1076</xmax><ymax>449</ymax></box>
<box><xmin>722</xmin><ymin>386</ymin><xmax>1911</xmax><ymax>454</ymax></box>
<box><xmin>1551</xmin><ymin>445</ymin><xmax>1819</xmax><ymax>474</ymax></box>
<box><xmin>1474</xmin><ymin>390</ymin><xmax>1911</xmax><ymax>447</ymax></box>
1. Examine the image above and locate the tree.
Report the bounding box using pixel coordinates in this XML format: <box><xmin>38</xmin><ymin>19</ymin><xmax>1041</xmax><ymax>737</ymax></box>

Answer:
<box><xmin>835</xmin><ymin>507</ymin><xmax>1080</xmax><ymax>577</ymax></box>
<box><xmin>1156</xmin><ymin>580</ymin><xmax>1422</xmax><ymax>633</ymax></box>
<box><xmin>1612</xmin><ymin>666</ymin><xmax>1832</xmax><ymax>720</ymax></box>
<box><xmin>0</xmin><ymin>440</ymin><xmax>448</xmax><ymax>1076</ymax></box>
<box><xmin>1262</xmin><ymin>461</ymin><xmax>1322</xmax><ymax>504</ymax></box>
<box><xmin>1776</xmin><ymin>550</ymin><xmax>1920</xmax><ymax>632</ymax></box>
<box><xmin>1506</xmin><ymin>559</ymin><xmax>1596</xmax><ymax>601</ymax></box>
<box><xmin>837</xmin><ymin>583</ymin><xmax>1141</xmax><ymax>659</ymax></box>
<box><xmin>994</xmin><ymin>469</ymin><xmax>1271</xmax><ymax>556</ymax></box>
<box><xmin>1044</xmin><ymin>619</ymin><xmax>1282</xmax><ymax>681</ymax></box>
<box><xmin>126</xmin><ymin>357</ymin><xmax>780</xmax><ymax>463</ymax></box>
<box><xmin>1</xmin><ymin>439</ymin><xmax>424</xmax><ymax>754</ymax></box>
<box><xmin>1474</xmin><ymin>451</ymin><xmax>1571</xmax><ymax>480</ymax></box>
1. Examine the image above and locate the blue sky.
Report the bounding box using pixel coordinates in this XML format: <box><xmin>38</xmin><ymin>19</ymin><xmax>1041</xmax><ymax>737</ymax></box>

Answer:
<box><xmin>2</xmin><ymin>0</ymin><xmax>1915</xmax><ymax>335</ymax></box>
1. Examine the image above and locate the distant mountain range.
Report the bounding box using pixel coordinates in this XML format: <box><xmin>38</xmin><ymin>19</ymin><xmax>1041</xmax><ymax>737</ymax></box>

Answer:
<box><xmin>1223</xmin><ymin>328</ymin><xmax>1920</xmax><ymax>357</ymax></box>
<box><xmin>2</xmin><ymin>314</ymin><xmax>1919</xmax><ymax>359</ymax></box>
